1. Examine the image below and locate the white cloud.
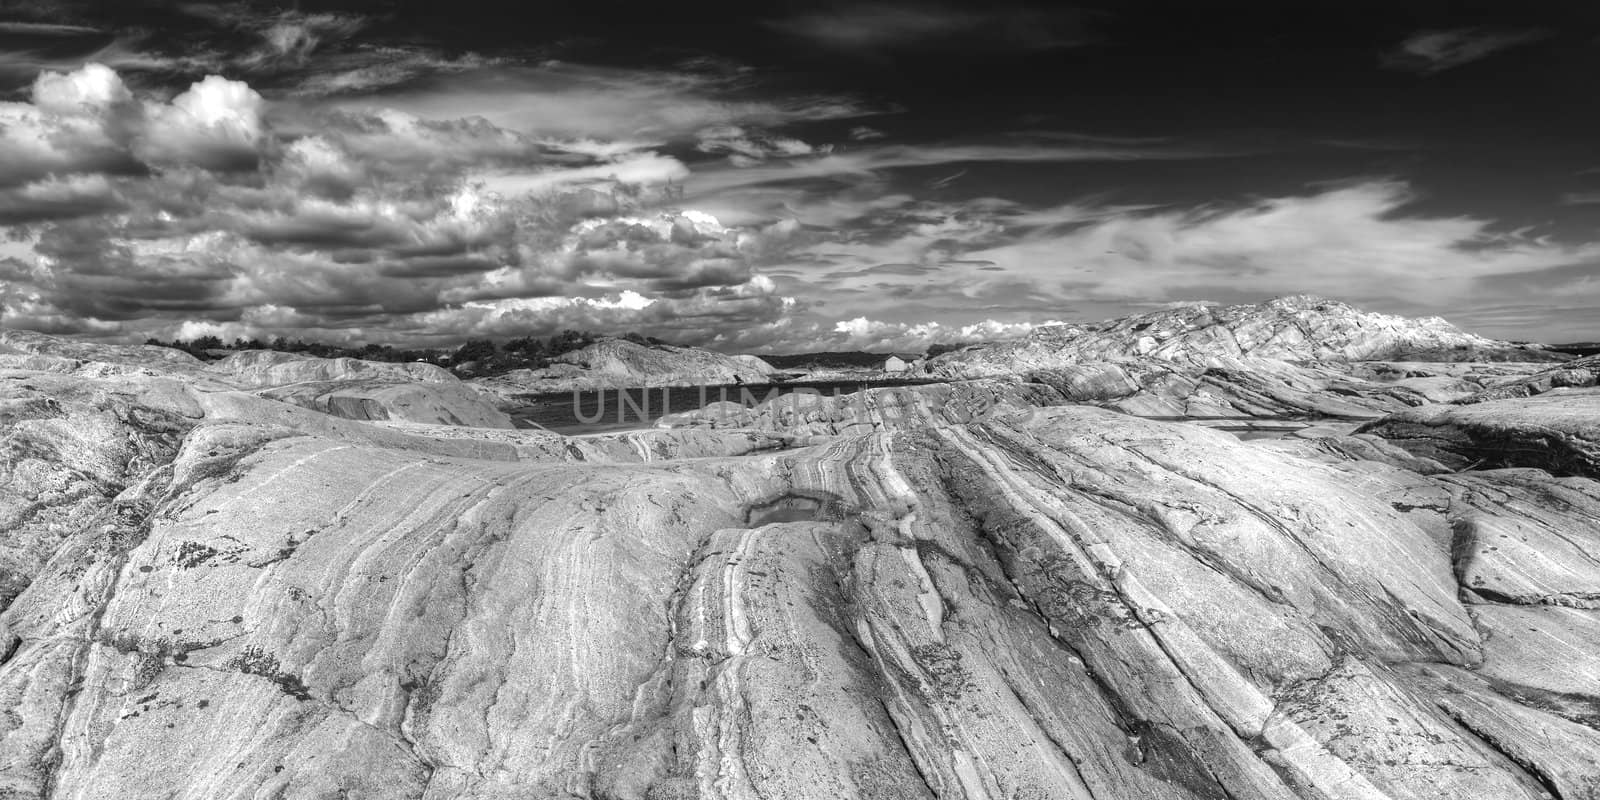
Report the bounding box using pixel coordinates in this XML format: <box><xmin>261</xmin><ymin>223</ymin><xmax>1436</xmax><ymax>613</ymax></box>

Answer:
<box><xmin>6</xmin><ymin>60</ymin><xmax>1599</xmax><ymax>350</ymax></box>
<box><xmin>826</xmin><ymin>315</ymin><xmax>1058</xmax><ymax>351</ymax></box>
<box><xmin>241</xmin><ymin>12</ymin><xmax>367</xmax><ymax>70</ymax></box>
<box><xmin>472</xmin><ymin>153</ymin><xmax>690</xmax><ymax>198</ymax></box>
<box><xmin>953</xmin><ymin>181</ymin><xmax>1596</xmax><ymax>304</ymax></box>
<box><xmin>31</xmin><ymin>62</ymin><xmax>131</xmax><ymax>114</ymax></box>
<box><xmin>0</xmin><ymin>64</ymin><xmax>138</xmax><ymax>187</ymax></box>
<box><xmin>138</xmin><ymin>75</ymin><xmax>267</xmax><ymax>168</ymax></box>
<box><xmin>339</xmin><ymin>62</ymin><xmax>878</xmax><ymax>142</ymax></box>
<box><xmin>695</xmin><ymin>125</ymin><xmax>826</xmax><ymax>165</ymax></box>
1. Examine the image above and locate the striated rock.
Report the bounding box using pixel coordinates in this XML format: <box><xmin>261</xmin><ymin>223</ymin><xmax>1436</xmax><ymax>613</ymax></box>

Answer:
<box><xmin>1437</xmin><ymin>468</ymin><xmax>1600</xmax><ymax>607</ymax></box>
<box><xmin>932</xmin><ymin>295</ymin><xmax>1565</xmax><ymax>379</ymax></box>
<box><xmin>253</xmin><ymin>379</ymin><xmax>514</xmax><ymax>428</ymax></box>
<box><xmin>1026</xmin><ymin>357</ymin><xmax>1408</xmax><ymax>419</ymax></box>
<box><xmin>656</xmin><ymin>378</ymin><xmax>1060</xmax><ymax>437</ymax></box>
<box><xmin>1359</xmin><ymin>389</ymin><xmax>1600</xmax><ymax>478</ymax></box>
<box><xmin>207</xmin><ymin>350</ymin><xmax>513</xmax><ymax>428</ymax></box>
<box><xmin>208</xmin><ymin>350</ymin><xmax>457</xmax><ymax>387</ymax></box>
<box><xmin>0</xmin><ymin>329</ymin><xmax>206</xmax><ymax>370</ymax></box>
<box><xmin>1402</xmin><ymin>662</ymin><xmax>1600</xmax><ymax>799</ymax></box>
<box><xmin>1461</xmin><ymin>353</ymin><xmax>1600</xmax><ymax>403</ymax></box>
<box><xmin>4</xmin><ymin>309</ymin><xmax>1600</xmax><ymax>798</ymax></box>
<box><xmin>0</xmin><ymin>333</ymin><xmax>512</xmax><ymax>429</ymax></box>
<box><xmin>924</xmin><ymin>297</ymin><xmax>1556</xmax><ymax>431</ymax></box>
<box><xmin>0</xmin><ymin>369</ymin><xmax>202</xmax><ymax>613</ymax></box>
<box><xmin>475</xmin><ymin>338</ymin><xmax>775</xmax><ymax>396</ymax></box>
<box><xmin>1269</xmin><ymin>657</ymin><xmax>1543</xmax><ymax>799</ymax></box>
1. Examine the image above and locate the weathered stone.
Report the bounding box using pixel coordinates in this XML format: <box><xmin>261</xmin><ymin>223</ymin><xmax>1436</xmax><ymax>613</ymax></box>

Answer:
<box><xmin>1359</xmin><ymin>389</ymin><xmax>1600</xmax><ymax>478</ymax></box>
<box><xmin>3</xmin><ymin>301</ymin><xmax>1599</xmax><ymax>798</ymax></box>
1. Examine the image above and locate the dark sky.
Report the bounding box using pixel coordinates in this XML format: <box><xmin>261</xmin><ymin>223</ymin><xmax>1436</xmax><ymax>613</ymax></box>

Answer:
<box><xmin>1</xmin><ymin>0</ymin><xmax>1597</xmax><ymax>349</ymax></box>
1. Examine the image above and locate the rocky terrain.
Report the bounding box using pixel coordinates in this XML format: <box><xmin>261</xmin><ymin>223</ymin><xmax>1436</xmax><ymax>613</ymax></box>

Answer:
<box><xmin>2</xmin><ymin>297</ymin><xmax>1599</xmax><ymax>799</ymax></box>
<box><xmin>932</xmin><ymin>295</ymin><xmax>1565</xmax><ymax>376</ymax></box>
<box><xmin>473</xmin><ymin>338</ymin><xmax>775</xmax><ymax>397</ymax></box>
<box><xmin>925</xmin><ymin>297</ymin><xmax>1565</xmax><ymax>432</ymax></box>
<box><xmin>0</xmin><ymin>332</ymin><xmax>512</xmax><ymax>430</ymax></box>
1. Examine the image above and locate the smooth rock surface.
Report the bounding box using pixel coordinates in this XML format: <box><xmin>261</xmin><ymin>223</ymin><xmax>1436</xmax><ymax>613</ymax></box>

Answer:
<box><xmin>3</xmin><ymin>309</ymin><xmax>1599</xmax><ymax>799</ymax></box>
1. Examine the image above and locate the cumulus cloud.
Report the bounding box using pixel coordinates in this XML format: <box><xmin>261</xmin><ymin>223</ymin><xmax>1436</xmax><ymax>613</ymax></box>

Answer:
<box><xmin>0</xmin><ymin>64</ymin><xmax>823</xmax><ymax>346</ymax></box>
<box><xmin>1383</xmin><ymin>27</ymin><xmax>1552</xmax><ymax>73</ymax></box>
<box><xmin>0</xmin><ymin>65</ymin><xmax>273</xmax><ymax>186</ymax></box>
<box><xmin>138</xmin><ymin>75</ymin><xmax>266</xmax><ymax>169</ymax></box>
<box><xmin>0</xmin><ymin>63</ymin><xmax>140</xmax><ymax>187</ymax></box>
<box><xmin>7</xmin><ymin>58</ymin><xmax>1598</xmax><ymax>351</ymax></box>
<box><xmin>30</xmin><ymin>60</ymin><xmax>130</xmax><ymax>113</ymax></box>
<box><xmin>824</xmin><ymin>316</ymin><xmax>1058</xmax><ymax>352</ymax></box>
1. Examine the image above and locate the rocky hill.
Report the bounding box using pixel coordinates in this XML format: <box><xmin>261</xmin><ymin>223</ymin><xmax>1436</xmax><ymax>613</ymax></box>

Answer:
<box><xmin>473</xmin><ymin>337</ymin><xmax>775</xmax><ymax>396</ymax></box>
<box><xmin>932</xmin><ymin>295</ymin><xmax>1564</xmax><ymax>378</ymax></box>
<box><xmin>2</xmin><ymin>303</ymin><xmax>1600</xmax><ymax>799</ymax></box>
<box><xmin>0</xmin><ymin>328</ymin><xmax>207</xmax><ymax>371</ymax></box>
<box><xmin>209</xmin><ymin>350</ymin><xmax>458</xmax><ymax>387</ymax></box>
<box><xmin>1</xmin><ymin>332</ymin><xmax>511</xmax><ymax>428</ymax></box>
<box><xmin>921</xmin><ymin>296</ymin><xmax>1562</xmax><ymax>425</ymax></box>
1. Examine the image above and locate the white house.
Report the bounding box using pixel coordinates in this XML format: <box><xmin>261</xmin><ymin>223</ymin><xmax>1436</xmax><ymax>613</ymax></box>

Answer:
<box><xmin>884</xmin><ymin>355</ymin><xmax>910</xmax><ymax>373</ymax></box>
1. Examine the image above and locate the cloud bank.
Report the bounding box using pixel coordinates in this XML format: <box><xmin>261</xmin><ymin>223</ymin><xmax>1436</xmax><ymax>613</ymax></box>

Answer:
<box><xmin>3</xmin><ymin>56</ymin><xmax>1598</xmax><ymax>350</ymax></box>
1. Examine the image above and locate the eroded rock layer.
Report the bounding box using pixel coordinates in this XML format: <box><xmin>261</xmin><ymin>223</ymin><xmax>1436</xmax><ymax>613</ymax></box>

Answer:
<box><xmin>1359</xmin><ymin>389</ymin><xmax>1600</xmax><ymax>478</ymax></box>
<box><xmin>2</xmin><ymin>324</ymin><xmax>1598</xmax><ymax>799</ymax></box>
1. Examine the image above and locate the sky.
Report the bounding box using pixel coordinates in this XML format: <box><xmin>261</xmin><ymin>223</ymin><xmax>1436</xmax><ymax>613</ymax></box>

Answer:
<box><xmin>0</xmin><ymin>0</ymin><xmax>1597</xmax><ymax>352</ymax></box>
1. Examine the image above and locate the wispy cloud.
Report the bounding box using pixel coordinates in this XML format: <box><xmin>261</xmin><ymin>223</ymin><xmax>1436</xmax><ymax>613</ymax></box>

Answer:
<box><xmin>766</xmin><ymin>4</ymin><xmax>1093</xmax><ymax>52</ymax></box>
<box><xmin>333</xmin><ymin>62</ymin><xmax>879</xmax><ymax>142</ymax></box>
<box><xmin>682</xmin><ymin>138</ymin><xmax>1243</xmax><ymax>199</ymax></box>
<box><xmin>0</xmin><ymin>7</ymin><xmax>495</xmax><ymax>97</ymax></box>
<box><xmin>694</xmin><ymin>180</ymin><xmax>1600</xmax><ymax>344</ymax></box>
<box><xmin>0</xmin><ymin>21</ymin><xmax>104</xmax><ymax>35</ymax></box>
<box><xmin>1383</xmin><ymin>27</ymin><xmax>1552</xmax><ymax>73</ymax></box>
